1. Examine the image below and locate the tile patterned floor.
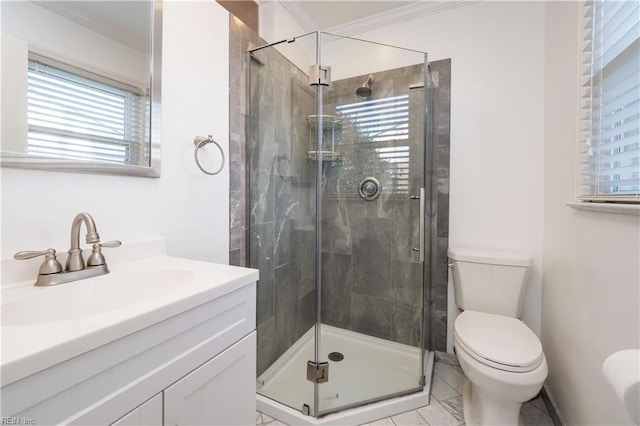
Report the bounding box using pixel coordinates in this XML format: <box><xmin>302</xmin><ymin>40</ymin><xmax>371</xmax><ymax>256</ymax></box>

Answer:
<box><xmin>256</xmin><ymin>359</ymin><xmax>555</xmax><ymax>426</ymax></box>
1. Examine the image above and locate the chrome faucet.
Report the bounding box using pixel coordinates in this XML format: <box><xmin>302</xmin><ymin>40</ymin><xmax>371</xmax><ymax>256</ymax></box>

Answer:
<box><xmin>14</xmin><ymin>212</ymin><xmax>121</xmax><ymax>286</ymax></box>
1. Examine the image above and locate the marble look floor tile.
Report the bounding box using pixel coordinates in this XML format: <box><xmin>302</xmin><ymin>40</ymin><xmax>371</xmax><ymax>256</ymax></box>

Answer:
<box><xmin>416</xmin><ymin>400</ymin><xmax>461</xmax><ymax>426</ymax></box>
<box><xmin>361</xmin><ymin>417</ymin><xmax>396</xmax><ymax>426</ymax></box>
<box><xmin>391</xmin><ymin>410</ymin><xmax>429</xmax><ymax>425</ymax></box>
<box><xmin>434</xmin><ymin>362</ymin><xmax>466</xmax><ymax>394</ymax></box>
<box><xmin>435</xmin><ymin>351</ymin><xmax>461</xmax><ymax>367</ymax></box>
<box><xmin>440</xmin><ymin>396</ymin><xmax>465</xmax><ymax>424</ymax></box>
<box><xmin>431</xmin><ymin>374</ymin><xmax>460</xmax><ymax>402</ymax></box>
<box><xmin>257</xmin><ymin>412</ymin><xmax>278</xmax><ymax>425</ymax></box>
<box><xmin>521</xmin><ymin>402</ymin><xmax>554</xmax><ymax>426</ymax></box>
<box><xmin>530</xmin><ymin>395</ymin><xmax>550</xmax><ymax>415</ymax></box>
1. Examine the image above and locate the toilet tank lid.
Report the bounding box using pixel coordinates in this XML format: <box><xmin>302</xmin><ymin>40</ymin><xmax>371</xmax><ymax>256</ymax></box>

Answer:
<box><xmin>448</xmin><ymin>248</ymin><xmax>532</xmax><ymax>267</ymax></box>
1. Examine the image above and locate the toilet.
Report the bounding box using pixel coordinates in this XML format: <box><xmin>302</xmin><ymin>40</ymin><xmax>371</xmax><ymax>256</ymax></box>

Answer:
<box><xmin>448</xmin><ymin>248</ymin><xmax>548</xmax><ymax>426</ymax></box>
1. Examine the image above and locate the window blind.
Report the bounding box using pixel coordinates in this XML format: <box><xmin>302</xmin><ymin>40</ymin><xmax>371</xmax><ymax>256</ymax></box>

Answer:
<box><xmin>335</xmin><ymin>95</ymin><xmax>411</xmax><ymax>195</ymax></box>
<box><xmin>579</xmin><ymin>0</ymin><xmax>640</xmax><ymax>202</ymax></box>
<box><xmin>336</xmin><ymin>95</ymin><xmax>409</xmax><ymax>142</ymax></box>
<box><xmin>374</xmin><ymin>146</ymin><xmax>410</xmax><ymax>194</ymax></box>
<box><xmin>27</xmin><ymin>55</ymin><xmax>149</xmax><ymax>166</ymax></box>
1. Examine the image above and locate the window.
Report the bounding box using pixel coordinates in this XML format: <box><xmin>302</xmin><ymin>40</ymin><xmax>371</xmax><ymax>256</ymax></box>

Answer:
<box><xmin>578</xmin><ymin>0</ymin><xmax>640</xmax><ymax>203</ymax></box>
<box><xmin>336</xmin><ymin>95</ymin><xmax>411</xmax><ymax>195</ymax></box>
<box><xmin>27</xmin><ymin>54</ymin><xmax>149</xmax><ymax>166</ymax></box>
<box><xmin>336</xmin><ymin>95</ymin><xmax>409</xmax><ymax>142</ymax></box>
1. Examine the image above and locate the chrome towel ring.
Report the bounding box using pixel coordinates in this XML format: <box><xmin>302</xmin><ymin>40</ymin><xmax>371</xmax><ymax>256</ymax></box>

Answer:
<box><xmin>194</xmin><ymin>135</ymin><xmax>225</xmax><ymax>175</ymax></box>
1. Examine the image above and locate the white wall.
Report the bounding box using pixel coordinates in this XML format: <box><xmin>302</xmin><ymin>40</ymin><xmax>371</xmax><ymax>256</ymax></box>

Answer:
<box><xmin>542</xmin><ymin>3</ymin><xmax>640</xmax><ymax>425</ymax></box>
<box><xmin>258</xmin><ymin>0</ymin><xmax>316</xmax><ymax>74</ymax></box>
<box><xmin>1</xmin><ymin>1</ymin><xmax>230</xmax><ymax>270</ymax></box>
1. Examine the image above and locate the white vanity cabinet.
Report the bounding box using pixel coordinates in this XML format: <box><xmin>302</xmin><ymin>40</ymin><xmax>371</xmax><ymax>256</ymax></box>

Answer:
<box><xmin>1</xmin><ymin>276</ymin><xmax>257</xmax><ymax>426</ymax></box>
<box><xmin>111</xmin><ymin>332</ymin><xmax>256</xmax><ymax>426</ymax></box>
<box><xmin>112</xmin><ymin>394</ymin><xmax>163</xmax><ymax>426</ymax></box>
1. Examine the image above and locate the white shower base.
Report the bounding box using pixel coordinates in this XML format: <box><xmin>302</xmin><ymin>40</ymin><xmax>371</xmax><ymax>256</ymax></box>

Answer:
<box><xmin>257</xmin><ymin>324</ymin><xmax>434</xmax><ymax>425</ymax></box>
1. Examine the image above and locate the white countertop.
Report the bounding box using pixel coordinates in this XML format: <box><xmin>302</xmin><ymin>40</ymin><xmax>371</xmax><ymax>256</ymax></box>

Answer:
<box><xmin>1</xmin><ymin>249</ymin><xmax>258</xmax><ymax>387</ymax></box>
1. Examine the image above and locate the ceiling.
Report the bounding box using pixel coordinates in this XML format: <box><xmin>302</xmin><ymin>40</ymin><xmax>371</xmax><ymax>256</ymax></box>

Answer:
<box><xmin>296</xmin><ymin>1</ymin><xmax>420</xmax><ymax>30</ymax></box>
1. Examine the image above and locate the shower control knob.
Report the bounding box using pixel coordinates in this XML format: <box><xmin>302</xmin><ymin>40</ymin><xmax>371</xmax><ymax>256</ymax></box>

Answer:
<box><xmin>358</xmin><ymin>177</ymin><xmax>382</xmax><ymax>201</ymax></box>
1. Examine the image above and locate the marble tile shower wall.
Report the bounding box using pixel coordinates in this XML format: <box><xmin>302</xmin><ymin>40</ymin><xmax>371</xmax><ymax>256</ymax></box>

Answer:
<box><xmin>318</xmin><ymin>64</ymin><xmax>451</xmax><ymax>349</ymax></box>
<box><xmin>229</xmin><ymin>16</ymin><xmax>256</xmax><ymax>269</ymax></box>
<box><xmin>318</xmin><ymin>60</ymin><xmax>451</xmax><ymax>351</ymax></box>
<box><xmin>429</xmin><ymin>60</ymin><xmax>452</xmax><ymax>352</ymax></box>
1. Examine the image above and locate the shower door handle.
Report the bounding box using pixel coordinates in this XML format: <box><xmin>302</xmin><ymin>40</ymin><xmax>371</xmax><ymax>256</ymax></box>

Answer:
<box><xmin>411</xmin><ymin>188</ymin><xmax>426</xmax><ymax>263</ymax></box>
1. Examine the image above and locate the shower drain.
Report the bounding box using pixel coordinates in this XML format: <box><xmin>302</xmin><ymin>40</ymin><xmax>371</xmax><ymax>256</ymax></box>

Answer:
<box><xmin>328</xmin><ymin>352</ymin><xmax>344</xmax><ymax>362</ymax></box>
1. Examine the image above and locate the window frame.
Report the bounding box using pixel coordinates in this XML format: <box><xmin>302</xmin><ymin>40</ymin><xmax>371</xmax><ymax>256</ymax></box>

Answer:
<box><xmin>575</xmin><ymin>0</ymin><xmax>640</xmax><ymax>206</ymax></box>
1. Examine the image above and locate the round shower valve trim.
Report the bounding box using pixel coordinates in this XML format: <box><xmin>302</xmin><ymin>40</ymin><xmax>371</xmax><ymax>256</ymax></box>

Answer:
<box><xmin>358</xmin><ymin>177</ymin><xmax>382</xmax><ymax>201</ymax></box>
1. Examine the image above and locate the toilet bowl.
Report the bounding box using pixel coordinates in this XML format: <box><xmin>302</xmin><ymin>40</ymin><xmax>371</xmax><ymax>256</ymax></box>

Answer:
<box><xmin>448</xmin><ymin>248</ymin><xmax>547</xmax><ymax>425</ymax></box>
<box><xmin>454</xmin><ymin>310</ymin><xmax>548</xmax><ymax>425</ymax></box>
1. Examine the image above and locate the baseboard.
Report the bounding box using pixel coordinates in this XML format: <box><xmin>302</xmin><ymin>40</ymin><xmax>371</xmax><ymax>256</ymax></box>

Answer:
<box><xmin>541</xmin><ymin>385</ymin><xmax>565</xmax><ymax>426</ymax></box>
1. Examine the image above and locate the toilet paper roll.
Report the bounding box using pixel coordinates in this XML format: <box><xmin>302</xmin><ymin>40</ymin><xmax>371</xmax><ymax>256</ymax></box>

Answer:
<box><xmin>602</xmin><ymin>349</ymin><xmax>640</xmax><ymax>425</ymax></box>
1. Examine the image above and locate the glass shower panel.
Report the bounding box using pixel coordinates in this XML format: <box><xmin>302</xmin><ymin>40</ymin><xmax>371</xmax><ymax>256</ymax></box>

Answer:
<box><xmin>250</xmin><ymin>31</ymin><xmax>430</xmax><ymax>418</ymax></box>
<box><xmin>250</xmin><ymin>32</ymin><xmax>320</xmax><ymax>414</ymax></box>
<box><xmin>316</xmin><ymin>33</ymin><xmax>428</xmax><ymax>415</ymax></box>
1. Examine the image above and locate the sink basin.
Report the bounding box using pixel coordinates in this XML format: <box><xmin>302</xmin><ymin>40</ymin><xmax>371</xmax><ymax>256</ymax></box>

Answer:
<box><xmin>1</xmin><ymin>269</ymin><xmax>193</xmax><ymax>326</ymax></box>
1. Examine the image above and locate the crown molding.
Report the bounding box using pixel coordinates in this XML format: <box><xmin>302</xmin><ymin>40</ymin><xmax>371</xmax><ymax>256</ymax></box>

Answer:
<box><xmin>32</xmin><ymin>1</ymin><xmax>148</xmax><ymax>52</ymax></box>
<box><xmin>278</xmin><ymin>1</ymin><xmax>320</xmax><ymax>32</ymax></box>
<box><xmin>324</xmin><ymin>1</ymin><xmax>478</xmax><ymax>37</ymax></box>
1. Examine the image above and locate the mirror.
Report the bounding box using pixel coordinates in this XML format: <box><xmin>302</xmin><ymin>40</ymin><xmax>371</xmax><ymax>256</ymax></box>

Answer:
<box><xmin>0</xmin><ymin>0</ymin><xmax>161</xmax><ymax>178</ymax></box>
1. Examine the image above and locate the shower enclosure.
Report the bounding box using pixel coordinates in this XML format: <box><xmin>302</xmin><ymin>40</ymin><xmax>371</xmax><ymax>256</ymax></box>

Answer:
<box><xmin>248</xmin><ymin>32</ymin><xmax>433</xmax><ymax>419</ymax></box>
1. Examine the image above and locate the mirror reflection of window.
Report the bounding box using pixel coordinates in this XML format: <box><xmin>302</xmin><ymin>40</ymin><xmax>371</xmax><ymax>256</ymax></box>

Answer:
<box><xmin>0</xmin><ymin>0</ymin><xmax>159</xmax><ymax>177</ymax></box>
<box><xmin>27</xmin><ymin>55</ymin><xmax>149</xmax><ymax>166</ymax></box>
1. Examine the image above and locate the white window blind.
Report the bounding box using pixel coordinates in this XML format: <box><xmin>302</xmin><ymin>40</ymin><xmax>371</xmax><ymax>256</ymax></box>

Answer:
<box><xmin>579</xmin><ymin>0</ymin><xmax>640</xmax><ymax>202</ymax></box>
<box><xmin>336</xmin><ymin>95</ymin><xmax>409</xmax><ymax>142</ymax></box>
<box><xmin>27</xmin><ymin>54</ymin><xmax>149</xmax><ymax>166</ymax></box>
<box><xmin>336</xmin><ymin>95</ymin><xmax>410</xmax><ymax>194</ymax></box>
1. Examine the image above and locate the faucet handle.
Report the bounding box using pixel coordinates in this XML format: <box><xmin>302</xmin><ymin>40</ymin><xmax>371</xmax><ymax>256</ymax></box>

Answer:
<box><xmin>87</xmin><ymin>240</ymin><xmax>122</xmax><ymax>266</ymax></box>
<box><xmin>14</xmin><ymin>248</ymin><xmax>64</xmax><ymax>275</ymax></box>
<box><xmin>99</xmin><ymin>240</ymin><xmax>122</xmax><ymax>248</ymax></box>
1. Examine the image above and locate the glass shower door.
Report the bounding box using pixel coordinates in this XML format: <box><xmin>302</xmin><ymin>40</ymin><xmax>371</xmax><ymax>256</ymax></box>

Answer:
<box><xmin>315</xmin><ymin>33</ymin><xmax>429</xmax><ymax>415</ymax></box>
<box><xmin>249</xmin><ymin>32</ymin><xmax>321</xmax><ymax>415</ymax></box>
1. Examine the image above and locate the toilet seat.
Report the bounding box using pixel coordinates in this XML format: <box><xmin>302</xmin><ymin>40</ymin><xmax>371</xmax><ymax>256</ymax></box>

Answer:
<box><xmin>454</xmin><ymin>311</ymin><xmax>543</xmax><ymax>373</ymax></box>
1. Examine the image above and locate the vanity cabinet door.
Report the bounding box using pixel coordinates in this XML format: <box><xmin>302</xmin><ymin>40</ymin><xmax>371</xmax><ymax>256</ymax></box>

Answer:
<box><xmin>164</xmin><ymin>332</ymin><xmax>256</xmax><ymax>426</ymax></box>
<box><xmin>111</xmin><ymin>393</ymin><xmax>162</xmax><ymax>426</ymax></box>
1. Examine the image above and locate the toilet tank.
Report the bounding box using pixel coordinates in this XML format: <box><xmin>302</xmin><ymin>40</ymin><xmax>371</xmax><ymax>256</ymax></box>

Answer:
<box><xmin>448</xmin><ymin>248</ymin><xmax>532</xmax><ymax>318</ymax></box>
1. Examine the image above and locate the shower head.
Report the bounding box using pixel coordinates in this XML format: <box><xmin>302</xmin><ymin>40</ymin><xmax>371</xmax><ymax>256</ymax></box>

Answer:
<box><xmin>356</xmin><ymin>74</ymin><xmax>374</xmax><ymax>98</ymax></box>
